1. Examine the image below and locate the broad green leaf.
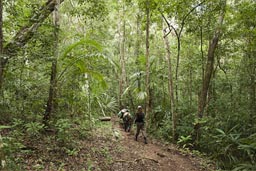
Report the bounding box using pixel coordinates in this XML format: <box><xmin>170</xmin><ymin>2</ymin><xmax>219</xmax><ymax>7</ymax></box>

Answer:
<box><xmin>60</xmin><ymin>39</ymin><xmax>102</xmax><ymax>60</ymax></box>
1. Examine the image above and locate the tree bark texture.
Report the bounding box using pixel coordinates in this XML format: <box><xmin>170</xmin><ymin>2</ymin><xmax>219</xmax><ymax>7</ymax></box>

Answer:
<box><xmin>145</xmin><ymin>0</ymin><xmax>151</xmax><ymax>125</ymax></box>
<box><xmin>135</xmin><ymin>13</ymin><xmax>142</xmax><ymax>92</ymax></box>
<box><xmin>163</xmin><ymin>23</ymin><xmax>177</xmax><ymax>141</ymax></box>
<box><xmin>118</xmin><ymin>1</ymin><xmax>127</xmax><ymax>108</ymax></box>
<box><xmin>195</xmin><ymin>2</ymin><xmax>226</xmax><ymax>142</ymax></box>
<box><xmin>43</xmin><ymin>0</ymin><xmax>60</xmax><ymax>126</ymax></box>
<box><xmin>0</xmin><ymin>0</ymin><xmax>64</xmax><ymax>89</ymax></box>
<box><xmin>0</xmin><ymin>0</ymin><xmax>4</xmax><ymax>91</ymax></box>
<box><xmin>189</xmin><ymin>66</ymin><xmax>192</xmax><ymax>108</ymax></box>
<box><xmin>200</xmin><ymin>25</ymin><xmax>205</xmax><ymax>87</ymax></box>
<box><xmin>198</xmin><ymin>2</ymin><xmax>226</xmax><ymax>118</ymax></box>
<box><xmin>0</xmin><ymin>1</ymin><xmax>4</xmax><ymax>168</ymax></box>
<box><xmin>248</xmin><ymin>41</ymin><xmax>256</xmax><ymax>128</ymax></box>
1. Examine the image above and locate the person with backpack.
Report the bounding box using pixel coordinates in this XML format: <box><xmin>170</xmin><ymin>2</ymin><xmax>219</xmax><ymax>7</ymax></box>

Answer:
<box><xmin>123</xmin><ymin>111</ymin><xmax>133</xmax><ymax>132</ymax></box>
<box><xmin>134</xmin><ymin>106</ymin><xmax>147</xmax><ymax>144</ymax></box>
<box><xmin>117</xmin><ymin>108</ymin><xmax>128</xmax><ymax>119</ymax></box>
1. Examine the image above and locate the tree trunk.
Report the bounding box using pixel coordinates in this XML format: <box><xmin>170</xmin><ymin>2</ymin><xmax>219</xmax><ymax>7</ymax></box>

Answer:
<box><xmin>135</xmin><ymin>13</ymin><xmax>142</xmax><ymax>92</ymax></box>
<box><xmin>0</xmin><ymin>0</ymin><xmax>4</xmax><ymax>91</ymax></box>
<box><xmin>195</xmin><ymin>1</ymin><xmax>226</xmax><ymax>141</ymax></box>
<box><xmin>0</xmin><ymin>0</ymin><xmax>4</xmax><ymax>97</ymax></box>
<box><xmin>0</xmin><ymin>0</ymin><xmax>64</xmax><ymax>90</ymax></box>
<box><xmin>200</xmin><ymin>25</ymin><xmax>205</xmax><ymax>88</ymax></box>
<box><xmin>175</xmin><ymin>36</ymin><xmax>180</xmax><ymax>113</ymax></box>
<box><xmin>161</xmin><ymin>1</ymin><xmax>207</xmax><ymax>116</ymax></box>
<box><xmin>118</xmin><ymin>1</ymin><xmax>126</xmax><ymax>108</ymax></box>
<box><xmin>0</xmin><ymin>0</ymin><xmax>4</xmax><ymax>169</ymax></box>
<box><xmin>163</xmin><ymin>23</ymin><xmax>177</xmax><ymax>141</ymax></box>
<box><xmin>135</xmin><ymin>13</ymin><xmax>141</xmax><ymax>65</ymax></box>
<box><xmin>248</xmin><ymin>43</ymin><xmax>256</xmax><ymax>129</ymax></box>
<box><xmin>189</xmin><ymin>66</ymin><xmax>192</xmax><ymax>108</ymax></box>
<box><xmin>43</xmin><ymin>0</ymin><xmax>60</xmax><ymax>126</ymax></box>
<box><xmin>198</xmin><ymin>31</ymin><xmax>224</xmax><ymax>118</ymax></box>
<box><xmin>145</xmin><ymin>0</ymin><xmax>151</xmax><ymax>125</ymax></box>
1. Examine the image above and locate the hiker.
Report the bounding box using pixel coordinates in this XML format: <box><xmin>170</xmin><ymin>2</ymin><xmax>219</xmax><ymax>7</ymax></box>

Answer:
<box><xmin>123</xmin><ymin>111</ymin><xmax>133</xmax><ymax>132</ymax></box>
<box><xmin>134</xmin><ymin>106</ymin><xmax>147</xmax><ymax>144</ymax></box>
<box><xmin>117</xmin><ymin>108</ymin><xmax>128</xmax><ymax>119</ymax></box>
<box><xmin>117</xmin><ymin>108</ymin><xmax>129</xmax><ymax>129</ymax></box>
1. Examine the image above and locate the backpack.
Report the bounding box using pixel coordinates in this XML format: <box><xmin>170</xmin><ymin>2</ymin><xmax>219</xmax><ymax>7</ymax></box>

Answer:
<box><xmin>119</xmin><ymin>109</ymin><xmax>128</xmax><ymax>118</ymax></box>
<box><xmin>123</xmin><ymin>112</ymin><xmax>131</xmax><ymax>122</ymax></box>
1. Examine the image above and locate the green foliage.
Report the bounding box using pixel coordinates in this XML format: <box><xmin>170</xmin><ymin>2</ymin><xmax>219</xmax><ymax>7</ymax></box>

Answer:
<box><xmin>2</xmin><ymin>136</ymin><xmax>25</xmax><ymax>159</ymax></box>
<box><xmin>152</xmin><ymin>113</ymin><xmax>173</xmax><ymax>141</ymax></box>
<box><xmin>233</xmin><ymin>164</ymin><xmax>256</xmax><ymax>171</ymax></box>
<box><xmin>211</xmin><ymin>128</ymin><xmax>241</xmax><ymax>167</ymax></box>
<box><xmin>65</xmin><ymin>147</ymin><xmax>80</xmax><ymax>156</ymax></box>
<box><xmin>60</xmin><ymin>38</ymin><xmax>103</xmax><ymax>60</ymax></box>
<box><xmin>25</xmin><ymin>122</ymin><xmax>44</xmax><ymax>137</ymax></box>
<box><xmin>0</xmin><ymin>0</ymin><xmax>255</xmax><ymax>170</ymax></box>
<box><xmin>55</xmin><ymin>119</ymin><xmax>73</xmax><ymax>145</ymax></box>
<box><xmin>177</xmin><ymin>135</ymin><xmax>192</xmax><ymax>149</ymax></box>
<box><xmin>74</xmin><ymin>0</ymin><xmax>108</xmax><ymax>21</ymax></box>
<box><xmin>95</xmin><ymin>93</ymin><xmax>118</xmax><ymax>115</ymax></box>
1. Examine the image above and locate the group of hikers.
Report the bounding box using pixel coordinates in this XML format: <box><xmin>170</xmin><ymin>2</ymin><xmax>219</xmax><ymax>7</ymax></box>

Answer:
<box><xmin>117</xmin><ymin>106</ymin><xmax>147</xmax><ymax>144</ymax></box>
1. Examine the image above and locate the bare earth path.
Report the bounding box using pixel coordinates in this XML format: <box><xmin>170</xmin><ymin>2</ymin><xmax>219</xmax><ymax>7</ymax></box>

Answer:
<box><xmin>15</xmin><ymin>116</ymin><xmax>214</xmax><ymax>170</ymax></box>
<box><xmin>110</xmin><ymin>116</ymin><xmax>211</xmax><ymax>171</ymax></box>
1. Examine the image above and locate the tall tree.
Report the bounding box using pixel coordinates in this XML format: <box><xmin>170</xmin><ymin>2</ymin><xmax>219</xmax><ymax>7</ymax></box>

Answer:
<box><xmin>43</xmin><ymin>0</ymin><xmax>60</xmax><ymax>126</ymax></box>
<box><xmin>118</xmin><ymin>0</ymin><xmax>127</xmax><ymax>108</ymax></box>
<box><xmin>0</xmin><ymin>0</ymin><xmax>64</xmax><ymax>89</ymax></box>
<box><xmin>196</xmin><ymin>0</ymin><xmax>226</xmax><ymax>140</ymax></box>
<box><xmin>0</xmin><ymin>0</ymin><xmax>4</xmax><ymax>90</ymax></box>
<box><xmin>0</xmin><ymin>1</ymin><xmax>4</xmax><ymax>168</ymax></box>
<box><xmin>162</xmin><ymin>22</ymin><xmax>177</xmax><ymax>141</ymax></box>
<box><xmin>161</xmin><ymin>0</ymin><xmax>206</xmax><ymax>113</ymax></box>
<box><xmin>145</xmin><ymin>0</ymin><xmax>151</xmax><ymax>124</ymax></box>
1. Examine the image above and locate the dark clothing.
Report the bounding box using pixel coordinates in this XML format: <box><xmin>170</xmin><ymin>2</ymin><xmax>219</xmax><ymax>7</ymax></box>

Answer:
<box><xmin>136</xmin><ymin>122</ymin><xmax>145</xmax><ymax>136</ymax></box>
<box><xmin>134</xmin><ymin>111</ymin><xmax>147</xmax><ymax>144</ymax></box>
<box><xmin>134</xmin><ymin>112</ymin><xmax>145</xmax><ymax>123</ymax></box>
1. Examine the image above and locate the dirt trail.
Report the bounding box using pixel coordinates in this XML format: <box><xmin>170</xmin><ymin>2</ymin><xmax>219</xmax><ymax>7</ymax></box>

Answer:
<box><xmin>110</xmin><ymin>117</ymin><xmax>209</xmax><ymax>171</ymax></box>
<box><xmin>13</xmin><ymin>116</ymin><xmax>213</xmax><ymax>170</ymax></box>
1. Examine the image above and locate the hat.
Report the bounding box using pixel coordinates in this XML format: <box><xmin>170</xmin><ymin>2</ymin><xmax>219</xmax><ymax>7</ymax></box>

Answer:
<box><xmin>137</xmin><ymin>106</ymin><xmax>142</xmax><ymax>109</ymax></box>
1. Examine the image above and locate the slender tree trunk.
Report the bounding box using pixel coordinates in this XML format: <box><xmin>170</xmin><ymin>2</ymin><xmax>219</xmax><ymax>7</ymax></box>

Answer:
<box><xmin>0</xmin><ymin>0</ymin><xmax>4</xmax><ymax>90</ymax></box>
<box><xmin>248</xmin><ymin>43</ymin><xmax>256</xmax><ymax>128</ymax></box>
<box><xmin>145</xmin><ymin>0</ymin><xmax>151</xmax><ymax>125</ymax></box>
<box><xmin>135</xmin><ymin>13</ymin><xmax>141</xmax><ymax>92</ymax></box>
<box><xmin>163</xmin><ymin>23</ymin><xmax>177</xmax><ymax>141</ymax></box>
<box><xmin>43</xmin><ymin>0</ymin><xmax>60</xmax><ymax>126</ymax></box>
<box><xmin>200</xmin><ymin>25</ymin><xmax>205</xmax><ymax>86</ymax></box>
<box><xmin>0</xmin><ymin>0</ymin><xmax>2</xmax><ymax>64</ymax></box>
<box><xmin>196</xmin><ymin>1</ymin><xmax>226</xmax><ymax>141</ymax></box>
<box><xmin>118</xmin><ymin>1</ymin><xmax>127</xmax><ymax>108</ymax></box>
<box><xmin>175</xmin><ymin>36</ymin><xmax>180</xmax><ymax>113</ymax></box>
<box><xmin>189</xmin><ymin>66</ymin><xmax>192</xmax><ymax>108</ymax></box>
<box><xmin>161</xmin><ymin>1</ymin><xmax>206</xmax><ymax>116</ymax></box>
<box><xmin>135</xmin><ymin>14</ymin><xmax>141</xmax><ymax>65</ymax></box>
<box><xmin>0</xmin><ymin>58</ymin><xmax>6</xmax><ymax>90</ymax></box>
<box><xmin>0</xmin><ymin>1</ymin><xmax>4</xmax><ymax>169</ymax></box>
<box><xmin>198</xmin><ymin>26</ymin><xmax>224</xmax><ymax>118</ymax></box>
<box><xmin>117</xmin><ymin>3</ymin><xmax>122</xmax><ymax>108</ymax></box>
